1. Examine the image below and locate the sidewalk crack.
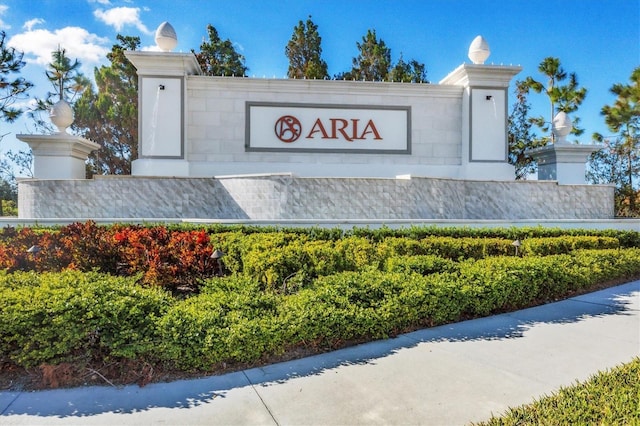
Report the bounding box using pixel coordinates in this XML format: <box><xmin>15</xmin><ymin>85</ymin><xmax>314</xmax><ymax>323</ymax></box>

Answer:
<box><xmin>1</xmin><ymin>392</ymin><xmax>23</xmax><ymax>415</ymax></box>
<box><xmin>243</xmin><ymin>371</ymin><xmax>280</xmax><ymax>426</ymax></box>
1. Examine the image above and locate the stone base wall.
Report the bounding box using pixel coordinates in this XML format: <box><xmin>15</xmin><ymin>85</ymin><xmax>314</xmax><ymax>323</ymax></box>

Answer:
<box><xmin>18</xmin><ymin>175</ymin><xmax>614</xmax><ymax>220</ymax></box>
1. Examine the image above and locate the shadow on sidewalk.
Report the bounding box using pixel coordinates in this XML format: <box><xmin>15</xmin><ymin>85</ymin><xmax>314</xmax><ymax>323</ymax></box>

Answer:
<box><xmin>1</xmin><ymin>280</ymin><xmax>638</xmax><ymax>418</ymax></box>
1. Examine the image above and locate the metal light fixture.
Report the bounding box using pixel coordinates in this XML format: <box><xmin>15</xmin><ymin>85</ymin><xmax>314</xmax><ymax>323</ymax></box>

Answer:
<box><xmin>26</xmin><ymin>245</ymin><xmax>41</xmax><ymax>254</ymax></box>
<box><xmin>210</xmin><ymin>249</ymin><xmax>225</xmax><ymax>276</ymax></box>
<box><xmin>210</xmin><ymin>249</ymin><xmax>224</xmax><ymax>260</ymax></box>
<box><xmin>511</xmin><ymin>240</ymin><xmax>521</xmax><ymax>256</ymax></box>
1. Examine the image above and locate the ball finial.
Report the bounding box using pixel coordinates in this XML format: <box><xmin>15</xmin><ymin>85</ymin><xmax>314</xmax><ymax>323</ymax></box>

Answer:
<box><xmin>155</xmin><ymin>21</ymin><xmax>178</xmax><ymax>52</ymax></box>
<box><xmin>468</xmin><ymin>35</ymin><xmax>490</xmax><ymax>65</ymax></box>
<box><xmin>552</xmin><ymin>111</ymin><xmax>573</xmax><ymax>144</ymax></box>
<box><xmin>50</xmin><ymin>100</ymin><xmax>74</xmax><ymax>133</ymax></box>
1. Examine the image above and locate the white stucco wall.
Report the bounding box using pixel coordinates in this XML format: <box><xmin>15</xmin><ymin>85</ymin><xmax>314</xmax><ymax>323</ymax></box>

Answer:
<box><xmin>127</xmin><ymin>51</ymin><xmax>521</xmax><ymax>180</ymax></box>
<box><xmin>183</xmin><ymin>78</ymin><xmax>464</xmax><ymax>178</ymax></box>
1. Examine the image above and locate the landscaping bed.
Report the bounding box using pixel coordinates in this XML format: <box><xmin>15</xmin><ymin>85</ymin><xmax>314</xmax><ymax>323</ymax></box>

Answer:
<box><xmin>1</xmin><ymin>222</ymin><xmax>639</xmax><ymax>390</ymax></box>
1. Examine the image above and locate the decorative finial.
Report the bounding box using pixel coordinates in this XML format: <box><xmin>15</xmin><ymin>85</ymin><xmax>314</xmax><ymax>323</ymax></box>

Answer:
<box><xmin>155</xmin><ymin>22</ymin><xmax>178</xmax><ymax>52</ymax></box>
<box><xmin>552</xmin><ymin>111</ymin><xmax>573</xmax><ymax>144</ymax></box>
<box><xmin>468</xmin><ymin>35</ymin><xmax>490</xmax><ymax>65</ymax></box>
<box><xmin>49</xmin><ymin>99</ymin><xmax>74</xmax><ymax>133</ymax></box>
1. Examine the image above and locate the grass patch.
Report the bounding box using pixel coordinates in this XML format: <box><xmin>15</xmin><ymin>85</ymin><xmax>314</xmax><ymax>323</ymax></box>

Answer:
<box><xmin>476</xmin><ymin>357</ymin><xmax>640</xmax><ymax>425</ymax></box>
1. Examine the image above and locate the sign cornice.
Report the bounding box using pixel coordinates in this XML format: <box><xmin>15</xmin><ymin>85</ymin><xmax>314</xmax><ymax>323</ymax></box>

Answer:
<box><xmin>187</xmin><ymin>76</ymin><xmax>462</xmax><ymax>97</ymax></box>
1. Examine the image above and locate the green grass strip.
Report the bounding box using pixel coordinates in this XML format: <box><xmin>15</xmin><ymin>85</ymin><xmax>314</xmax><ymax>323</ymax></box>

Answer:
<box><xmin>477</xmin><ymin>357</ymin><xmax>640</xmax><ymax>425</ymax></box>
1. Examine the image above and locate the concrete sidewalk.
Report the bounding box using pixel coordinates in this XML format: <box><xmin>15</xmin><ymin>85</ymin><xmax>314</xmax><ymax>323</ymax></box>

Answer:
<box><xmin>1</xmin><ymin>280</ymin><xmax>639</xmax><ymax>425</ymax></box>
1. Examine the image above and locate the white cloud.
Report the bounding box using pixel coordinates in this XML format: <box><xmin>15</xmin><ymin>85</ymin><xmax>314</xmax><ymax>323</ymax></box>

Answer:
<box><xmin>94</xmin><ymin>7</ymin><xmax>151</xmax><ymax>35</ymax></box>
<box><xmin>0</xmin><ymin>4</ymin><xmax>9</xmax><ymax>30</ymax></box>
<box><xmin>8</xmin><ymin>26</ymin><xmax>110</xmax><ymax>68</ymax></box>
<box><xmin>88</xmin><ymin>0</ymin><xmax>111</xmax><ymax>4</ymax></box>
<box><xmin>141</xmin><ymin>44</ymin><xmax>162</xmax><ymax>52</ymax></box>
<box><xmin>23</xmin><ymin>18</ymin><xmax>45</xmax><ymax>31</ymax></box>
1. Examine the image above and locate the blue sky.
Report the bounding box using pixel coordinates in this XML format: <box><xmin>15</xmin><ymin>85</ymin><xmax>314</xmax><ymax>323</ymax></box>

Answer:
<box><xmin>1</xmin><ymin>0</ymin><xmax>638</xmax><ymax>175</ymax></box>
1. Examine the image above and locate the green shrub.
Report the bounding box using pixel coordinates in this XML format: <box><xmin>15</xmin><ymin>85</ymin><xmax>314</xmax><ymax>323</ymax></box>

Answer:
<box><xmin>334</xmin><ymin>236</ymin><xmax>379</xmax><ymax>270</ymax></box>
<box><xmin>393</xmin><ymin>272</ymin><xmax>465</xmax><ymax>327</ymax></box>
<box><xmin>521</xmin><ymin>236</ymin><xmax>620</xmax><ymax>256</ymax></box>
<box><xmin>419</xmin><ymin>237</ymin><xmax>514</xmax><ymax>260</ymax></box>
<box><xmin>242</xmin><ymin>240</ymin><xmax>309</xmax><ymax>291</ymax></box>
<box><xmin>570</xmin><ymin>248</ymin><xmax>640</xmax><ymax>288</ymax></box>
<box><xmin>210</xmin><ymin>232</ymin><xmax>307</xmax><ymax>276</ymax></box>
<box><xmin>278</xmin><ymin>270</ymin><xmax>409</xmax><ymax>347</ymax></box>
<box><xmin>157</xmin><ymin>275</ymin><xmax>280</xmax><ymax>369</ymax></box>
<box><xmin>376</xmin><ymin>237</ymin><xmax>430</xmax><ymax>257</ymax></box>
<box><xmin>384</xmin><ymin>254</ymin><xmax>457</xmax><ymax>275</ymax></box>
<box><xmin>303</xmin><ymin>239</ymin><xmax>349</xmax><ymax>277</ymax></box>
<box><xmin>457</xmin><ymin>255</ymin><xmax>578</xmax><ymax>316</ymax></box>
<box><xmin>0</xmin><ymin>271</ymin><xmax>173</xmax><ymax>367</ymax></box>
<box><xmin>278</xmin><ymin>270</ymin><xmax>466</xmax><ymax>347</ymax></box>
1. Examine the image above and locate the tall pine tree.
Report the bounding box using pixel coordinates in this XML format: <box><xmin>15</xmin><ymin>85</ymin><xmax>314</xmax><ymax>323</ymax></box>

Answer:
<box><xmin>344</xmin><ymin>29</ymin><xmax>391</xmax><ymax>81</ymax></box>
<box><xmin>29</xmin><ymin>47</ymin><xmax>90</xmax><ymax>133</ymax></box>
<box><xmin>590</xmin><ymin>67</ymin><xmax>640</xmax><ymax>216</ymax></box>
<box><xmin>0</xmin><ymin>30</ymin><xmax>32</xmax><ymax>124</ymax></box>
<box><xmin>523</xmin><ymin>57</ymin><xmax>587</xmax><ymax>142</ymax></box>
<box><xmin>195</xmin><ymin>24</ymin><xmax>247</xmax><ymax>77</ymax></box>
<box><xmin>285</xmin><ymin>16</ymin><xmax>328</xmax><ymax>79</ymax></box>
<box><xmin>74</xmin><ymin>35</ymin><xmax>139</xmax><ymax>175</ymax></box>
<box><xmin>337</xmin><ymin>29</ymin><xmax>426</xmax><ymax>83</ymax></box>
<box><xmin>507</xmin><ymin>80</ymin><xmax>545</xmax><ymax>179</ymax></box>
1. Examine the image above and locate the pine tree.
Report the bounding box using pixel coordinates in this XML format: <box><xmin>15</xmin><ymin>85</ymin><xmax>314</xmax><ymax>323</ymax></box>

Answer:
<box><xmin>74</xmin><ymin>35</ymin><xmax>139</xmax><ymax>175</ymax></box>
<box><xmin>389</xmin><ymin>54</ymin><xmax>427</xmax><ymax>83</ymax></box>
<box><xmin>29</xmin><ymin>47</ymin><xmax>90</xmax><ymax>133</ymax></box>
<box><xmin>590</xmin><ymin>67</ymin><xmax>640</xmax><ymax>216</ymax></box>
<box><xmin>347</xmin><ymin>29</ymin><xmax>391</xmax><ymax>81</ymax></box>
<box><xmin>523</xmin><ymin>57</ymin><xmax>587</xmax><ymax>142</ymax></box>
<box><xmin>337</xmin><ymin>30</ymin><xmax>426</xmax><ymax>83</ymax></box>
<box><xmin>507</xmin><ymin>80</ymin><xmax>545</xmax><ymax>179</ymax></box>
<box><xmin>0</xmin><ymin>30</ymin><xmax>33</xmax><ymax>123</ymax></box>
<box><xmin>195</xmin><ymin>24</ymin><xmax>247</xmax><ymax>77</ymax></box>
<box><xmin>285</xmin><ymin>16</ymin><xmax>328</xmax><ymax>80</ymax></box>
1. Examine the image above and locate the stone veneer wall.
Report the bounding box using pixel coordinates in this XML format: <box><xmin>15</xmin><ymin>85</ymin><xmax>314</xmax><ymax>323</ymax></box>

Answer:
<box><xmin>18</xmin><ymin>175</ymin><xmax>614</xmax><ymax>220</ymax></box>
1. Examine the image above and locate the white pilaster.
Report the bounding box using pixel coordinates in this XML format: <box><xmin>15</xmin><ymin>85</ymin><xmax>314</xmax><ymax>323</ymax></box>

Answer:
<box><xmin>17</xmin><ymin>134</ymin><xmax>100</xmax><ymax>179</ymax></box>
<box><xmin>125</xmin><ymin>41</ymin><xmax>201</xmax><ymax>176</ymax></box>
<box><xmin>440</xmin><ymin>63</ymin><xmax>521</xmax><ymax>180</ymax></box>
<box><xmin>528</xmin><ymin>143</ymin><xmax>603</xmax><ymax>184</ymax></box>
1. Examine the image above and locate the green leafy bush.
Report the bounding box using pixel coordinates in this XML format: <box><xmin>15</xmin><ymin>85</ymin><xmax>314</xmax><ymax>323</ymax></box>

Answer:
<box><xmin>384</xmin><ymin>254</ymin><xmax>457</xmax><ymax>275</ymax></box>
<box><xmin>521</xmin><ymin>236</ymin><xmax>620</xmax><ymax>255</ymax></box>
<box><xmin>457</xmin><ymin>255</ymin><xmax>577</xmax><ymax>316</ymax></box>
<box><xmin>419</xmin><ymin>237</ymin><xmax>514</xmax><ymax>260</ymax></box>
<box><xmin>278</xmin><ymin>270</ymin><xmax>410</xmax><ymax>347</ymax></box>
<box><xmin>157</xmin><ymin>275</ymin><xmax>280</xmax><ymax>369</ymax></box>
<box><xmin>1</xmin><ymin>223</ymin><xmax>639</xmax><ymax>379</ymax></box>
<box><xmin>0</xmin><ymin>271</ymin><xmax>173</xmax><ymax>367</ymax></box>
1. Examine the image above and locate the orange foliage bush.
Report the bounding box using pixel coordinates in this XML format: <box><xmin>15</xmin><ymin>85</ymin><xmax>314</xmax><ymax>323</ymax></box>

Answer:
<box><xmin>0</xmin><ymin>222</ymin><xmax>218</xmax><ymax>293</ymax></box>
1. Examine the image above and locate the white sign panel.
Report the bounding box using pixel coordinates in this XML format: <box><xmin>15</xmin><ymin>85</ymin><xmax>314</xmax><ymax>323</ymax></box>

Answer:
<box><xmin>246</xmin><ymin>102</ymin><xmax>410</xmax><ymax>153</ymax></box>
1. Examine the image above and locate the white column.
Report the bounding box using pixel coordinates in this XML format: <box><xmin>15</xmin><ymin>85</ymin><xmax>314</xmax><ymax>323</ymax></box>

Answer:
<box><xmin>439</xmin><ymin>37</ymin><xmax>521</xmax><ymax>181</ymax></box>
<box><xmin>125</xmin><ymin>22</ymin><xmax>202</xmax><ymax>176</ymax></box>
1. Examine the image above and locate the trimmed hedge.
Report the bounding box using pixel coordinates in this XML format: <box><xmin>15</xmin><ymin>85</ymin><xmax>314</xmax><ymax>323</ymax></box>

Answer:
<box><xmin>2</xmin><ymin>248</ymin><xmax>639</xmax><ymax>371</ymax></box>
<box><xmin>0</xmin><ymin>271</ymin><xmax>172</xmax><ymax>367</ymax></box>
<box><xmin>1</xmin><ymin>222</ymin><xmax>637</xmax><ymax>295</ymax></box>
<box><xmin>1</xmin><ymin>222</ymin><xmax>639</xmax><ymax>375</ymax></box>
<box><xmin>521</xmin><ymin>236</ymin><xmax>620</xmax><ymax>255</ymax></box>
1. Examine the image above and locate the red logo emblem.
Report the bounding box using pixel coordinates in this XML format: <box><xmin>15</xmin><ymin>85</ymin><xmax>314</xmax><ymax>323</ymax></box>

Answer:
<box><xmin>274</xmin><ymin>115</ymin><xmax>302</xmax><ymax>143</ymax></box>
